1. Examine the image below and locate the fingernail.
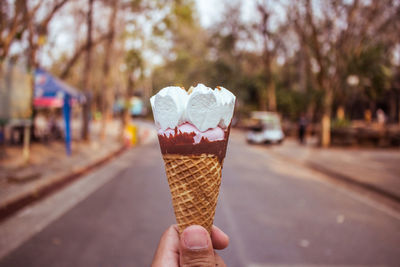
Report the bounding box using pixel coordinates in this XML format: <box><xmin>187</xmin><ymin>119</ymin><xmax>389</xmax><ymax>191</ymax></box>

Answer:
<box><xmin>182</xmin><ymin>225</ymin><xmax>209</xmax><ymax>249</ymax></box>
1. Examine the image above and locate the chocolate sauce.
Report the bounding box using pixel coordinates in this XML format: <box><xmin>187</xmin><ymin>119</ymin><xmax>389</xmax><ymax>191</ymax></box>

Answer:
<box><xmin>157</xmin><ymin>126</ymin><xmax>231</xmax><ymax>164</ymax></box>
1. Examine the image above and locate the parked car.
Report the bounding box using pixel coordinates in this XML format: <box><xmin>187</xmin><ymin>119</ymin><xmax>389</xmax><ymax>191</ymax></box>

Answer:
<box><xmin>246</xmin><ymin>111</ymin><xmax>284</xmax><ymax>144</ymax></box>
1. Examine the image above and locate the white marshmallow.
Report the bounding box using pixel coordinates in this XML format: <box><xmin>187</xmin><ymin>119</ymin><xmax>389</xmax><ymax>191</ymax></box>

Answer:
<box><xmin>186</xmin><ymin>84</ymin><xmax>220</xmax><ymax>131</ymax></box>
<box><xmin>150</xmin><ymin>86</ymin><xmax>188</xmax><ymax>130</ymax></box>
<box><xmin>150</xmin><ymin>84</ymin><xmax>236</xmax><ymax>131</ymax></box>
<box><xmin>214</xmin><ymin>86</ymin><xmax>236</xmax><ymax>128</ymax></box>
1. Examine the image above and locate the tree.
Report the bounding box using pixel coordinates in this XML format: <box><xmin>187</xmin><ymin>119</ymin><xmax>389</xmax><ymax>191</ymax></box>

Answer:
<box><xmin>81</xmin><ymin>0</ymin><xmax>94</xmax><ymax>141</ymax></box>
<box><xmin>151</xmin><ymin>0</ymin><xmax>211</xmax><ymax>89</ymax></box>
<box><xmin>255</xmin><ymin>0</ymin><xmax>277</xmax><ymax>111</ymax></box>
<box><xmin>0</xmin><ymin>0</ymin><xmax>69</xmax><ymax>161</ymax></box>
<box><xmin>288</xmin><ymin>0</ymin><xmax>400</xmax><ymax>146</ymax></box>
<box><xmin>100</xmin><ymin>0</ymin><xmax>119</xmax><ymax>140</ymax></box>
<box><xmin>59</xmin><ymin>34</ymin><xmax>109</xmax><ymax>80</ymax></box>
<box><xmin>0</xmin><ymin>0</ymin><xmax>69</xmax><ymax>71</ymax></box>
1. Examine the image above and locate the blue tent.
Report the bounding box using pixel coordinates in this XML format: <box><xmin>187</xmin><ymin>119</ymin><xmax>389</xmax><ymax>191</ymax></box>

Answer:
<box><xmin>34</xmin><ymin>68</ymin><xmax>85</xmax><ymax>155</ymax></box>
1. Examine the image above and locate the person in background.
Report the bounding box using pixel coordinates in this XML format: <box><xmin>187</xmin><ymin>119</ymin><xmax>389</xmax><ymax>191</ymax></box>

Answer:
<box><xmin>34</xmin><ymin>111</ymin><xmax>49</xmax><ymax>142</ymax></box>
<box><xmin>364</xmin><ymin>109</ymin><xmax>372</xmax><ymax>124</ymax></box>
<box><xmin>0</xmin><ymin>125</ymin><xmax>4</xmax><ymax>145</ymax></box>
<box><xmin>298</xmin><ymin>113</ymin><xmax>308</xmax><ymax>144</ymax></box>
<box><xmin>376</xmin><ymin>109</ymin><xmax>386</xmax><ymax>126</ymax></box>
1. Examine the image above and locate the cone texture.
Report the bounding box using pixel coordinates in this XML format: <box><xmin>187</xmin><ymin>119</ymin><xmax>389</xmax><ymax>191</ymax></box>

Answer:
<box><xmin>163</xmin><ymin>154</ymin><xmax>222</xmax><ymax>234</ymax></box>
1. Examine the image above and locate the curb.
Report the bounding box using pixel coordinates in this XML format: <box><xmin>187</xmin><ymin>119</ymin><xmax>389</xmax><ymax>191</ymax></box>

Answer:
<box><xmin>268</xmin><ymin>149</ymin><xmax>400</xmax><ymax>205</ymax></box>
<box><xmin>0</xmin><ymin>144</ymin><xmax>127</xmax><ymax>222</ymax></box>
<box><xmin>305</xmin><ymin>161</ymin><xmax>400</xmax><ymax>204</ymax></box>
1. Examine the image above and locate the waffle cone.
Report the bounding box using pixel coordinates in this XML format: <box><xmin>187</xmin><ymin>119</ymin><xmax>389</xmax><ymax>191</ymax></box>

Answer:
<box><xmin>162</xmin><ymin>154</ymin><xmax>222</xmax><ymax>234</ymax></box>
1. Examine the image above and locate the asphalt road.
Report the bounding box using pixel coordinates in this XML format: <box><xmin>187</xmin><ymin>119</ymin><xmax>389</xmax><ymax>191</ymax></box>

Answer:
<box><xmin>1</xmin><ymin>131</ymin><xmax>400</xmax><ymax>266</ymax></box>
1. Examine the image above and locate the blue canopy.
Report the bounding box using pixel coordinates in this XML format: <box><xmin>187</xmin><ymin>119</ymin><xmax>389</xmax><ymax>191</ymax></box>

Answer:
<box><xmin>34</xmin><ymin>68</ymin><xmax>85</xmax><ymax>101</ymax></box>
<box><xmin>34</xmin><ymin>68</ymin><xmax>85</xmax><ymax>156</ymax></box>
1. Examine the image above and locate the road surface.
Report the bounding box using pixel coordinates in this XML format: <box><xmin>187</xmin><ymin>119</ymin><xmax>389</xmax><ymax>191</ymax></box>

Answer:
<box><xmin>0</xmin><ymin>130</ymin><xmax>399</xmax><ymax>266</ymax></box>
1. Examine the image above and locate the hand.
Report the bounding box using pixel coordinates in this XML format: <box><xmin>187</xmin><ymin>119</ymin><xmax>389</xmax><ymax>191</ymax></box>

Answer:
<box><xmin>152</xmin><ymin>224</ymin><xmax>229</xmax><ymax>267</ymax></box>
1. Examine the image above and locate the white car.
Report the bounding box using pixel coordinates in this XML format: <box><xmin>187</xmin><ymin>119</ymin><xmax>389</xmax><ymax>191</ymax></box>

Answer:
<box><xmin>246</xmin><ymin>112</ymin><xmax>285</xmax><ymax>144</ymax></box>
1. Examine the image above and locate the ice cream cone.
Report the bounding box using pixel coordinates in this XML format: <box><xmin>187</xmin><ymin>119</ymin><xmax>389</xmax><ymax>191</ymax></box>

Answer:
<box><xmin>163</xmin><ymin>154</ymin><xmax>222</xmax><ymax>234</ymax></box>
<box><xmin>151</xmin><ymin>84</ymin><xmax>236</xmax><ymax>235</ymax></box>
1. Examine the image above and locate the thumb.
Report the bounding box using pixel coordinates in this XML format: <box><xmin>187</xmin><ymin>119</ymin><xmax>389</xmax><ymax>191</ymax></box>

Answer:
<box><xmin>179</xmin><ymin>225</ymin><xmax>215</xmax><ymax>267</ymax></box>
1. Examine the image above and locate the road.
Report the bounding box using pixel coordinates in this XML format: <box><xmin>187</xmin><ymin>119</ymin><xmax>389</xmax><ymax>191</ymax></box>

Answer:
<box><xmin>0</xmin><ymin>130</ymin><xmax>400</xmax><ymax>266</ymax></box>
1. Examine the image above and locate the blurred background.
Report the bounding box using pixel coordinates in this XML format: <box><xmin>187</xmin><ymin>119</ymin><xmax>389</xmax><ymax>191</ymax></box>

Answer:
<box><xmin>0</xmin><ymin>0</ymin><xmax>400</xmax><ymax>266</ymax></box>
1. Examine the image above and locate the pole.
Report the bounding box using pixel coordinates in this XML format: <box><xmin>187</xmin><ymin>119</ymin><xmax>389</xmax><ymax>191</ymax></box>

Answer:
<box><xmin>63</xmin><ymin>94</ymin><xmax>72</xmax><ymax>155</ymax></box>
<box><xmin>22</xmin><ymin>123</ymin><xmax>30</xmax><ymax>162</ymax></box>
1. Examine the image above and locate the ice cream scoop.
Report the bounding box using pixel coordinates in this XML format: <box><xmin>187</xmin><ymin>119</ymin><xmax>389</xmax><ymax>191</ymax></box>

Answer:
<box><xmin>150</xmin><ymin>83</ymin><xmax>235</xmax><ymax>131</ymax></box>
<box><xmin>214</xmin><ymin>86</ymin><xmax>236</xmax><ymax>128</ymax></box>
<box><xmin>150</xmin><ymin>86</ymin><xmax>188</xmax><ymax>130</ymax></box>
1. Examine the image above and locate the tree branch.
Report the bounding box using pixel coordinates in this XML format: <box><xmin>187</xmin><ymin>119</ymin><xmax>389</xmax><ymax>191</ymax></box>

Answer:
<box><xmin>60</xmin><ymin>33</ymin><xmax>110</xmax><ymax>79</ymax></box>
<box><xmin>376</xmin><ymin>3</ymin><xmax>400</xmax><ymax>36</ymax></box>
<box><xmin>41</xmin><ymin>0</ymin><xmax>70</xmax><ymax>29</ymax></box>
<box><xmin>304</xmin><ymin>0</ymin><xmax>327</xmax><ymax>89</ymax></box>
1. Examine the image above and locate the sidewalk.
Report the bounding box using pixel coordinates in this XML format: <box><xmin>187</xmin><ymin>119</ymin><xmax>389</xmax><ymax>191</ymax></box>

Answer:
<box><xmin>269</xmin><ymin>138</ymin><xmax>400</xmax><ymax>202</ymax></box>
<box><xmin>0</xmin><ymin>119</ymin><xmax>156</xmax><ymax>220</ymax></box>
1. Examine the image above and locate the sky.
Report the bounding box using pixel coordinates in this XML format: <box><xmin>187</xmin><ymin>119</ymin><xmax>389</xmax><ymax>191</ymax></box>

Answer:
<box><xmin>196</xmin><ymin>0</ymin><xmax>287</xmax><ymax>28</ymax></box>
<box><xmin>195</xmin><ymin>0</ymin><xmax>264</xmax><ymax>27</ymax></box>
<box><xmin>195</xmin><ymin>0</ymin><xmax>229</xmax><ymax>27</ymax></box>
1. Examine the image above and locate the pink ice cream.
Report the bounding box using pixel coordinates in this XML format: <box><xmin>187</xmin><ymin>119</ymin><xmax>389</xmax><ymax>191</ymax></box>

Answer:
<box><xmin>158</xmin><ymin>123</ymin><xmax>225</xmax><ymax>144</ymax></box>
<box><xmin>151</xmin><ymin>84</ymin><xmax>236</xmax><ymax>163</ymax></box>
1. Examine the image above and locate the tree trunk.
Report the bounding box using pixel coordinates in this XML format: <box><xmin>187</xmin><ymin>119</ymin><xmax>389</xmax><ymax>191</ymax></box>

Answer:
<box><xmin>23</xmin><ymin>7</ymin><xmax>38</xmax><ymax>162</ymax></box>
<box><xmin>100</xmin><ymin>0</ymin><xmax>118</xmax><ymax>140</ymax></box>
<box><xmin>257</xmin><ymin>2</ymin><xmax>277</xmax><ymax>112</ymax></box>
<box><xmin>267</xmin><ymin>80</ymin><xmax>276</xmax><ymax>111</ymax></box>
<box><xmin>264</xmin><ymin>48</ymin><xmax>276</xmax><ymax>112</ymax></box>
<box><xmin>121</xmin><ymin>73</ymin><xmax>134</xmax><ymax>141</ymax></box>
<box><xmin>258</xmin><ymin>88</ymin><xmax>268</xmax><ymax>111</ymax></box>
<box><xmin>81</xmin><ymin>0</ymin><xmax>94</xmax><ymax>141</ymax></box>
<box><xmin>395</xmin><ymin>66</ymin><xmax>400</xmax><ymax>124</ymax></box>
<box><xmin>321</xmin><ymin>112</ymin><xmax>331</xmax><ymax>147</ymax></box>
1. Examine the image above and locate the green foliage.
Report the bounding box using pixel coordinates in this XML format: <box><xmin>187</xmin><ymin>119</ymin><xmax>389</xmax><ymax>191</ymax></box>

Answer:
<box><xmin>331</xmin><ymin>118</ymin><xmax>351</xmax><ymax>129</ymax></box>
<box><xmin>45</xmin><ymin>0</ymin><xmax>398</xmax><ymax>124</ymax></box>
<box><xmin>125</xmin><ymin>49</ymin><xmax>143</xmax><ymax>72</ymax></box>
<box><xmin>172</xmin><ymin>0</ymin><xmax>195</xmax><ymax>25</ymax></box>
<box><xmin>345</xmin><ymin>44</ymin><xmax>392</xmax><ymax>101</ymax></box>
<box><xmin>276</xmin><ymin>89</ymin><xmax>308</xmax><ymax>120</ymax></box>
<box><xmin>129</xmin><ymin>0</ymin><xmax>399</xmax><ymax>123</ymax></box>
<box><xmin>0</xmin><ymin>118</ymin><xmax>8</xmax><ymax>126</ymax></box>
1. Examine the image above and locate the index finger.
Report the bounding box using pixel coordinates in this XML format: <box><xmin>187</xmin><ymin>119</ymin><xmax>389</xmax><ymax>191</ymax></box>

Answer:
<box><xmin>211</xmin><ymin>225</ymin><xmax>229</xmax><ymax>250</ymax></box>
<box><xmin>152</xmin><ymin>225</ymin><xmax>180</xmax><ymax>266</ymax></box>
